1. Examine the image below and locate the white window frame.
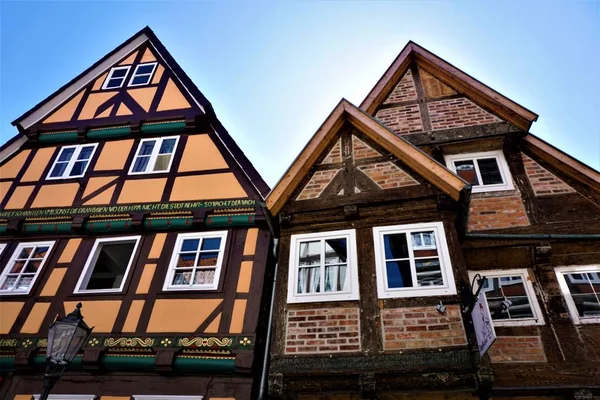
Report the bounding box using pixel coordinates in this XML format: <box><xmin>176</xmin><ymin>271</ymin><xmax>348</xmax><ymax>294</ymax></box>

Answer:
<box><xmin>287</xmin><ymin>229</ymin><xmax>360</xmax><ymax>304</ymax></box>
<box><xmin>74</xmin><ymin>236</ymin><xmax>141</xmax><ymax>294</ymax></box>
<box><xmin>468</xmin><ymin>269</ymin><xmax>545</xmax><ymax>327</ymax></box>
<box><xmin>128</xmin><ymin>62</ymin><xmax>158</xmax><ymax>87</ymax></box>
<box><xmin>372</xmin><ymin>222</ymin><xmax>456</xmax><ymax>299</ymax></box>
<box><xmin>0</xmin><ymin>241</ymin><xmax>55</xmax><ymax>295</ymax></box>
<box><xmin>134</xmin><ymin>397</ymin><xmax>202</xmax><ymax>400</ymax></box>
<box><xmin>0</xmin><ymin>243</ymin><xmax>6</xmax><ymax>256</ymax></box>
<box><xmin>444</xmin><ymin>150</ymin><xmax>514</xmax><ymax>193</ymax></box>
<box><xmin>102</xmin><ymin>66</ymin><xmax>131</xmax><ymax>90</ymax></box>
<box><xmin>128</xmin><ymin>136</ymin><xmax>180</xmax><ymax>175</ymax></box>
<box><xmin>163</xmin><ymin>231</ymin><xmax>228</xmax><ymax>292</ymax></box>
<box><xmin>555</xmin><ymin>265</ymin><xmax>600</xmax><ymax>325</ymax></box>
<box><xmin>47</xmin><ymin>144</ymin><xmax>98</xmax><ymax>180</ymax></box>
<box><xmin>34</xmin><ymin>395</ymin><xmax>96</xmax><ymax>400</ymax></box>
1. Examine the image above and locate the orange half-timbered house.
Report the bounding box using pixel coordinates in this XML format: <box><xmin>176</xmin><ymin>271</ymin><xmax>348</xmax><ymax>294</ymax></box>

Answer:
<box><xmin>0</xmin><ymin>27</ymin><xmax>272</xmax><ymax>400</ymax></box>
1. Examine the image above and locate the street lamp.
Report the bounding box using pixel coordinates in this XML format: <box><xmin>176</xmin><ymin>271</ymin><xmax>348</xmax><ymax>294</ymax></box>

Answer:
<box><xmin>40</xmin><ymin>303</ymin><xmax>93</xmax><ymax>400</ymax></box>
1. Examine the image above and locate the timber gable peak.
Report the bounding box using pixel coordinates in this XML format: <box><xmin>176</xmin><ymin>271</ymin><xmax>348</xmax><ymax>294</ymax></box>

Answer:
<box><xmin>12</xmin><ymin>26</ymin><xmax>210</xmax><ymax>134</ymax></box>
<box><xmin>266</xmin><ymin>99</ymin><xmax>470</xmax><ymax>215</ymax></box>
<box><xmin>361</xmin><ymin>41</ymin><xmax>539</xmax><ymax>132</ymax></box>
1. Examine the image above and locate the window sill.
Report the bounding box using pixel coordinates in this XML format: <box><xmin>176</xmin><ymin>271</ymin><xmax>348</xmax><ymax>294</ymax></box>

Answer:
<box><xmin>377</xmin><ymin>287</ymin><xmax>456</xmax><ymax>299</ymax></box>
<box><xmin>574</xmin><ymin>318</ymin><xmax>600</xmax><ymax>325</ymax></box>
<box><xmin>492</xmin><ymin>319</ymin><xmax>545</xmax><ymax>327</ymax></box>
<box><xmin>287</xmin><ymin>293</ymin><xmax>360</xmax><ymax>304</ymax></box>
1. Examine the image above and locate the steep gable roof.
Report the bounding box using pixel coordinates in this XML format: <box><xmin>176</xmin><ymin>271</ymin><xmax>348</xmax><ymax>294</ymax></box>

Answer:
<box><xmin>266</xmin><ymin>99</ymin><xmax>471</xmax><ymax>215</ymax></box>
<box><xmin>12</xmin><ymin>26</ymin><xmax>212</xmax><ymax>131</ymax></box>
<box><xmin>360</xmin><ymin>41</ymin><xmax>538</xmax><ymax>131</ymax></box>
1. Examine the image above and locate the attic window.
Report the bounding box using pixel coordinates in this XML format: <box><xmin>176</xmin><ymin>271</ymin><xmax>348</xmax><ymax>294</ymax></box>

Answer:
<box><xmin>444</xmin><ymin>150</ymin><xmax>514</xmax><ymax>193</ymax></box>
<box><xmin>47</xmin><ymin>144</ymin><xmax>98</xmax><ymax>180</ymax></box>
<box><xmin>128</xmin><ymin>62</ymin><xmax>157</xmax><ymax>87</ymax></box>
<box><xmin>129</xmin><ymin>136</ymin><xmax>179</xmax><ymax>175</ymax></box>
<box><xmin>102</xmin><ymin>66</ymin><xmax>131</xmax><ymax>90</ymax></box>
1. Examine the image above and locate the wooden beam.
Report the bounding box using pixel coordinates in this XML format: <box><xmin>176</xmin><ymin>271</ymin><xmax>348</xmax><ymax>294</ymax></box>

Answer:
<box><xmin>523</xmin><ymin>134</ymin><xmax>600</xmax><ymax>194</ymax></box>
<box><xmin>266</xmin><ymin>102</ymin><xmax>346</xmax><ymax>215</ymax></box>
<box><xmin>343</xmin><ymin>102</ymin><xmax>468</xmax><ymax>201</ymax></box>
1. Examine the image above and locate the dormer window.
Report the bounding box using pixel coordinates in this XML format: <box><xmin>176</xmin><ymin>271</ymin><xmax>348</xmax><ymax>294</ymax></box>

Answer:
<box><xmin>102</xmin><ymin>66</ymin><xmax>131</xmax><ymax>89</ymax></box>
<box><xmin>128</xmin><ymin>62</ymin><xmax>158</xmax><ymax>87</ymax></box>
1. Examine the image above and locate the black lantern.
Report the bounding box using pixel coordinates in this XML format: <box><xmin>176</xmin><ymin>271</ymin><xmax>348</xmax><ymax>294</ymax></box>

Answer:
<box><xmin>40</xmin><ymin>303</ymin><xmax>93</xmax><ymax>400</ymax></box>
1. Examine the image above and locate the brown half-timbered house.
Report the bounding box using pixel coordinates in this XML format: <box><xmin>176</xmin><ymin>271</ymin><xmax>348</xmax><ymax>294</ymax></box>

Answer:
<box><xmin>266</xmin><ymin>42</ymin><xmax>600</xmax><ymax>399</ymax></box>
<box><xmin>0</xmin><ymin>27</ymin><xmax>272</xmax><ymax>400</ymax></box>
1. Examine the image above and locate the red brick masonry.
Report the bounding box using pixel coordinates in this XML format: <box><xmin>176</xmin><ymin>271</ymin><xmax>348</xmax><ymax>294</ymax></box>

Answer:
<box><xmin>428</xmin><ymin>97</ymin><xmax>502</xmax><ymax>131</ymax></box>
<box><xmin>375</xmin><ymin>104</ymin><xmax>424</xmax><ymax>135</ymax></box>
<box><xmin>468</xmin><ymin>195</ymin><xmax>530</xmax><ymax>231</ymax></box>
<box><xmin>488</xmin><ymin>336</ymin><xmax>547</xmax><ymax>363</ymax></box>
<box><xmin>358</xmin><ymin>162</ymin><xmax>419</xmax><ymax>190</ymax></box>
<box><xmin>521</xmin><ymin>153</ymin><xmax>575</xmax><ymax>196</ymax></box>
<box><xmin>296</xmin><ymin>169</ymin><xmax>341</xmax><ymax>200</ymax></box>
<box><xmin>384</xmin><ymin>70</ymin><xmax>417</xmax><ymax>104</ymax></box>
<box><xmin>381</xmin><ymin>305</ymin><xmax>467</xmax><ymax>350</ymax></box>
<box><xmin>285</xmin><ymin>307</ymin><xmax>361</xmax><ymax>354</ymax></box>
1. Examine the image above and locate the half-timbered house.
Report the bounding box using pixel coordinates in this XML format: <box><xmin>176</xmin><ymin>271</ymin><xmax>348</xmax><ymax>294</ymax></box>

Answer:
<box><xmin>0</xmin><ymin>27</ymin><xmax>272</xmax><ymax>400</ymax></box>
<box><xmin>265</xmin><ymin>42</ymin><xmax>600</xmax><ymax>399</ymax></box>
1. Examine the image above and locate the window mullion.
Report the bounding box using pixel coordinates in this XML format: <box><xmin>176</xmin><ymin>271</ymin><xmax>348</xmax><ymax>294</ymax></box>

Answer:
<box><xmin>407</xmin><ymin>232</ymin><xmax>418</xmax><ymax>288</ymax></box>
<box><xmin>66</xmin><ymin>146</ymin><xmax>81</xmax><ymax>177</ymax></box>
<box><xmin>191</xmin><ymin>237</ymin><xmax>203</xmax><ymax>286</ymax></box>
<box><xmin>320</xmin><ymin>239</ymin><xmax>325</xmax><ymax>293</ymax></box>
<box><xmin>148</xmin><ymin>138</ymin><xmax>162</xmax><ymax>172</ymax></box>
<box><xmin>473</xmin><ymin>158</ymin><xmax>484</xmax><ymax>186</ymax></box>
<box><xmin>587</xmin><ymin>275</ymin><xmax>600</xmax><ymax>306</ymax></box>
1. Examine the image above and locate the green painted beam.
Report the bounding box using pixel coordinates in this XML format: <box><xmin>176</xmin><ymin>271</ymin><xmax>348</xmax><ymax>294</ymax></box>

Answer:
<box><xmin>87</xmin><ymin>127</ymin><xmax>131</xmax><ymax>140</ymax></box>
<box><xmin>38</xmin><ymin>132</ymin><xmax>78</xmax><ymax>143</ymax></box>
<box><xmin>141</xmin><ymin>121</ymin><xmax>186</xmax><ymax>135</ymax></box>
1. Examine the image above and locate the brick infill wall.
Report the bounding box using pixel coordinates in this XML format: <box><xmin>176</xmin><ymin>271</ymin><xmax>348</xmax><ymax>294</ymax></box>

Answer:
<box><xmin>428</xmin><ymin>97</ymin><xmax>501</xmax><ymax>131</ymax></box>
<box><xmin>285</xmin><ymin>307</ymin><xmax>361</xmax><ymax>354</ymax></box>
<box><xmin>383</xmin><ymin>70</ymin><xmax>417</xmax><ymax>104</ymax></box>
<box><xmin>375</xmin><ymin>104</ymin><xmax>423</xmax><ymax>135</ymax></box>
<box><xmin>521</xmin><ymin>153</ymin><xmax>575</xmax><ymax>196</ymax></box>
<box><xmin>468</xmin><ymin>195</ymin><xmax>530</xmax><ymax>231</ymax></box>
<box><xmin>488</xmin><ymin>336</ymin><xmax>547</xmax><ymax>363</ymax></box>
<box><xmin>381</xmin><ymin>305</ymin><xmax>467</xmax><ymax>350</ymax></box>
<box><xmin>296</xmin><ymin>169</ymin><xmax>341</xmax><ymax>200</ymax></box>
<box><xmin>358</xmin><ymin>162</ymin><xmax>419</xmax><ymax>190</ymax></box>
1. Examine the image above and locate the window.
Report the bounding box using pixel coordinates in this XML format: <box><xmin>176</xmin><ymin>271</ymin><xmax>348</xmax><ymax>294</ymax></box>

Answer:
<box><xmin>372</xmin><ymin>222</ymin><xmax>456</xmax><ymax>298</ymax></box>
<box><xmin>0</xmin><ymin>244</ymin><xmax>5</xmax><ymax>256</ymax></box>
<box><xmin>555</xmin><ymin>265</ymin><xmax>600</xmax><ymax>324</ymax></box>
<box><xmin>129</xmin><ymin>136</ymin><xmax>179</xmax><ymax>175</ymax></box>
<box><xmin>164</xmin><ymin>231</ymin><xmax>228</xmax><ymax>291</ymax></box>
<box><xmin>102</xmin><ymin>66</ymin><xmax>131</xmax><ymax>89</ymax></box>
<box><xmin>445</xmin><ymin>150</ymin><xmax>514</xmax><ymax>193</ymax></box>
<box><xmin>287</xmin><ymin>229</ymin><xmax>359</xmax><ymax>303</ymax></box>
<box><xmin>128</xmin><ymin>62</ymin><xmax>158</xmax><ymax>87</ymax></box>
<box><xmin>34</xmin><ymin>395</ymin><xmax>96</xmax><ymax>400</ymax></box>
<box><xmin>469</xmin><ymin>269</ymin><xmax>545</xmax><ymax>326</ymax></box>
<box><xmin>47</xmin><ymin>144</ymin><xmax>98</xmax><ymax>180</ymax></box>
<box><xmin>0</xmin><ymin>241</ymin><xmax>55</xmax><ymax>295</ymax></box>
<box><xmin>75</xmin><ymin>236</ymin><xmax>140</xmax><ymax>293</ymax></box>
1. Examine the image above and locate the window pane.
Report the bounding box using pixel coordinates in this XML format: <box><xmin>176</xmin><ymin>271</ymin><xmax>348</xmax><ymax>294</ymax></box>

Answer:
<box><xmin>24</xmin><ymin>261</ymin><xmax>41</xmax><ymax>273</ymax></box>
<box><xmin>483</xmin><ymin>278</ymin><xmax>504</xmax><ymax>297</ymax></box>
<box><xmin>132</xmin><ymin>156</ymin><xmax>150</xmax><ymax>173</ymax></box>
<box><xmin>415</xmin><ymin>258</ymin><xmax>443</xmax><ymax>286</ymax></box>
<box><xmin>159</xmin><ymin>139</ymin><xmax>177</xmax><ymax>154</ymax></box>
<box><xmin>454</xmin><ymin>160</ymin><xmax>479</xmax><ymax>185</ymax></box>
<box><xmin>325</xmin><ymin>265</ymin><xmax>347</xmax><ymax>292</ymax></box>
<box><xmin>194</xmin><ymin>269</ymin><xmax>216</xmax><ymax>285</ymax></box>
<box><xmin>505</xmin><ymin>296</ymin><xmax>534</xmax><ymax>318</ymax></box>
<box><xmin>77</xmin><ymin>146</ymin><xmax>95</xmax><ymax>160</ymax></box>
<box><xmin>136</xmin><ymin>64</ymin><xmax>155</xmax><ymax>75</ymax></box>
<box><xmin>16</xmin><ymin>275</ymin><xmax>33</xmax><ymax>290</ymax></box>
<box><xmin>33</xmin><ymin>246</ymin><xmax>49</xmax><ymax>258</ymax></box>
<box><xmin>324</xmin><ymin>238</ymin><xmax>347</xmax><ymax>265</ymax></box>
<box><xmin>111</xmin><ymin>68</ymin><xmax>128</xmax><ymax>78</ymax></box>
<box><xmin>181</xmin><ymin>239</ymin><xmax>200</xmax><ymax>252</ymax></box>
<box><xmin>153</xmin><ymin>154</ymin><xmax>171</xmax><ymax>171</ymax></box>
<box><xmin>299</xmin><ymin>241</ymin><xmax>320</xmax><ymax>267</ymax></box>
<box><xmin>200</xmin><ymin>237</ymin><xmax>221</xmax><ymax>251</ymax></box>
<box><xmin>477</xmin><ymin>158</ymin><xmax>504</xmax><ymax>185</ymax></box>
<box><xmin>138</xmin><ymin>141</ymin><xmax>156</xmax><ymax>156</ymax></box>
<box><xmin>500</xmin><ymin>277</ymin><xmax>527</xmax><ymax>296</ymax></box>
<box><xmin>298</xmin><ymin>267</ymin><xmax>320</xmax><ymax>293</ymax></box>
<box><xmin>10</xmin><ymin>261</ymin><xmax>25</xmax><ymax>273</ymax></box>
<box><xmin>198</xmin><ymin>252</ymin><xmax>219</xmax><ymax>267</ymax></box>
<box><xmin>17</xmin><ymin>247</ymin><xmax>32</xmax><ymax>259</ymax></box>
<box><xmin>58</xmin><ymin>148</ymin><xmax>76</xmax><ymax>162</ymax></box>
<box><xmin>172</xmin><ymin>270</ymin><xmax>192</xmax><ymax>285</ymax></box>
<box><xmin>1</xmin><ymin>276</ymin><xmax>17</xmax><ymax>290</ymax></box>
<box><xmin>106</xmin><ymin>78</ymin><xmax>123</xmax><ymax>88</ymax></box>
<box><xmin>571</xmin><ymin>294</ymin><xmax>600</xmax><ymax>317</ymax></box>
<box><xmin>384</xmin><ymin>233</ymin><xmax>409</xmax><ymax>260</ymax></box>
<box><xmin>412</xmin><ymin>231</ymin><xmax>438</xmax><ymax>257</ymax></box>
<box><xmin>69</xmin><ymin>160</ymin><xmax>88</xmax><ymax>176</ymax></box>
<box><xmin>84</xmin><ymin>241</ymin><xmax>136</xmax><ymax>290</ymax></box>
<box><xmin>49</xmin><ymin>163</ymin><xmax>68</xmax><ymax>178</ymax></box>
<box><xmin>131</xmin><ymin>76</ymin><xmax>150</xmax><ymax>86</ymax></box>
<box><xmin>386</xmin><ymin>260</ymin><xmax>412</xmax><ymax>288</ymax></box>
<box><xmin>177</xmin><ymin>253</ymin><xmax>196</xmax><ymax>268</ymax></box>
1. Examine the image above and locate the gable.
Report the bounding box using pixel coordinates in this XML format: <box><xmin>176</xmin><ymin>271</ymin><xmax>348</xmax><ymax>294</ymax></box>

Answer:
<box><xmin>266</xmin><ymin>99</ymin><xmax>470</xmax><ymax>215</ymax></box>
<box><xmin>294</xmin><ymin>126</ymin><xmax>423</xmax><ymax>203</ymax></box>
<box><xmin>361</xmin><ymin>42</ymin><xmax>538</xmax><ymax>132</ymax></box>
<box><xmin>36</xmin><ymin>41</ymin><xmax>198</xmax><ymax>131</ymax></box>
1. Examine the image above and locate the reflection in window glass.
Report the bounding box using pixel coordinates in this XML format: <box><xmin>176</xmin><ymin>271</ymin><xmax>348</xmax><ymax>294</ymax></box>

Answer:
<box><xmin>481</xmin><ymin>276</ymin><xmax>534</xmax><ymax>320</ymax></box>
<box><xmin>296</xmin><ymin>237</ymin><xmax>349</xmax><ymax>295</ymax></box>
<box><xmin>130</xmin><ymin>137</ymin><xmax>178</xmax><ymax>174</ymax></box>
<box><xmin>563</xmin><ymin>273</ymin><xmax>600</xmax><ymax>318</ymax></box>
<box><xmin>0</xmin><ymin>242</ymin><xmax>54</xmax><ymax>294</ymax></box>
<box><xmin>48</xmin><ymin>145</ymin><xmax>97</xmax><ymax>179</ymax></box>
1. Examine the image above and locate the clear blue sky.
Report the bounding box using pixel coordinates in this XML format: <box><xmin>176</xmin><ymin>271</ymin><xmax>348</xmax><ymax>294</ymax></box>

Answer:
<box><xmin>1</xmin><ymin>1</ymin><xmax>599</xmax><ymax>186</ymax></box>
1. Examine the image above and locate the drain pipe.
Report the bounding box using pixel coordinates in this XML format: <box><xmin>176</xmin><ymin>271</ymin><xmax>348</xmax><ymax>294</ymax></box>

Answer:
<box><xmin>257</xmin><ymin>202</ymin><xmax>279</xmax><ymax>400</ymax></box>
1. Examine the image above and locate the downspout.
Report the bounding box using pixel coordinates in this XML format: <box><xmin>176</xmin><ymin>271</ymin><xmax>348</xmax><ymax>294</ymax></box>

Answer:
<box><xmin>257</xmin><ymin>202</ymin><xmax>279</xmax><ymax>400</ymax></box>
